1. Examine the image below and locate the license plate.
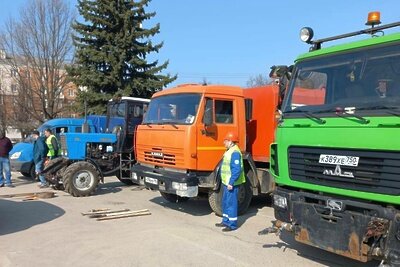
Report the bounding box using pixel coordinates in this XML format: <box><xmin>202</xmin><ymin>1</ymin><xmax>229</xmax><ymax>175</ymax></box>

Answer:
<box><xmin>145</xmin><ymin>177</ymin><xmax>158</xmax><ymax>185</ymax></box>
<box><xmin>319</xmin><ymin>154</ymin><xmax>359</xmax><ymax>166</ymax></box>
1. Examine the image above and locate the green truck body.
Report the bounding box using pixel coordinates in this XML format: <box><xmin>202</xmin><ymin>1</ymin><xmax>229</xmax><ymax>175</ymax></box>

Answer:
<box><xmin>271</xmin><ymin>20</ymin><xmax>400</xmax><ymax>265</ymax></box>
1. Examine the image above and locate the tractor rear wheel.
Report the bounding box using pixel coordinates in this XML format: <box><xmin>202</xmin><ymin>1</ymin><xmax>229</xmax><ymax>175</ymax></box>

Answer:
<box><xmin>63</xmin><ymin>161</ymin><xmax>99</xmax><ymax>197</ymax></box>
<box><xmin>44</xmin><ymin>157</ymin><xmax>67</xmax><ymax>190</ymax></box>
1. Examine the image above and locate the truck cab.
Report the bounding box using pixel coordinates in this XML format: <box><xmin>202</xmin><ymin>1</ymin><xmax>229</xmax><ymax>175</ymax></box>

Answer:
<box><xmin>270</xmin><ymin>13</ymin><xmax>400</xmax><ymax>265</ymax></box>
<box><xmin>132</xmin><ymin>84</ymin><xmax>279</xmax><ymax>214</ymax></box>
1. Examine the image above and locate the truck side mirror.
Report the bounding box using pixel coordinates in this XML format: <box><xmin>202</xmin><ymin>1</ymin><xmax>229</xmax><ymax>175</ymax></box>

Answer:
<box><xmin>203</xmin><ymin>98</ymin><xmax>213</xmax><ymax>127</ymax></box>
<box><xmin>203</xmin><ymin>108</ymin><xmax>213</xmax><ymax>126</ymax></box>
<box><xmin>245</xmin><ymin>99</ymin><xmax>253</xmax><ymax>121</ymax></box>
<box><xmin>269</xmin><ymin>65</ymin><xmax>290</xmax><ymax>79</ymax></box>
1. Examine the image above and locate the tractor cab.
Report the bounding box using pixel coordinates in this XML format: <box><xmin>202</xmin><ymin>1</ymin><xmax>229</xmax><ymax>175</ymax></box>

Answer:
<box><xmin>106</xmin><ymin>96</ymin><xmax>150</xmax><ymax>153</ymax></box>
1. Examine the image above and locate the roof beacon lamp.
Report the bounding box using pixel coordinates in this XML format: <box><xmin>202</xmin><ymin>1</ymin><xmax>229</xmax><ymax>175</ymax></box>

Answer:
<box><xmin>300</xmin><ymin>27</ymin><xmax>314</xmax><ymax>44</ymax></box>
<box><xmin>366</xmin><ymin>11</ymin><xmax>381</xmax><ymax>27</ymax></box>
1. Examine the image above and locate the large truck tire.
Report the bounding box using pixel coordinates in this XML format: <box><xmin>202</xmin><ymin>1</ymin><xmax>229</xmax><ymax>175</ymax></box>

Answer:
<box><xmin>160</xmin><ymin>192</ymin><xmax>189</xmax><ymax>203</ymax></box>
<box><xmin>208</xmin><ymin>179</ymin><xmax>253</xmax><ymax>216</ymax></box>
<box><xmin>63</xmin><ymin>161</ymin><xmax>99</xmax><ymax>197</ymax></box>
<box><xmin>208</xmin><ymin>189</ymin><xmax>223</xmax><ymax>216</ymax></box>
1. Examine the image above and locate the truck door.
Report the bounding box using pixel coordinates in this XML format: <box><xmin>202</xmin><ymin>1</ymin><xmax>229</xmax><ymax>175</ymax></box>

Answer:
<box><xmin>196</xmin><ymin>97</ymin><xmax>238</xmax><ymax>171</ymax></box>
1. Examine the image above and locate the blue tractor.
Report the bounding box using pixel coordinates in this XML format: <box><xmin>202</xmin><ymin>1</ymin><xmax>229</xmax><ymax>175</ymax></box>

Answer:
<box><xmin>9</xmin><ymin>116</ymin><xmax>106</xmax><ymax>178</ymax></box>
<box><xmin>43</xmin><ymin>97</ymin><xmax>149</xmax><ymax>197</ymax></box>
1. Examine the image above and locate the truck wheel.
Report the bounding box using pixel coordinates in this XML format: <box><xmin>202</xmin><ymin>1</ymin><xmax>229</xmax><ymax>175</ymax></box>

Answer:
<box><xmin>29</xmin><ymin>164</ymin><xmax>36</xmax><ymax>179</ymax></box>
<box><xmin>208</xmin><ymin>189</ymin><xmax>223</xmax><ymax>216</ymax></box>
<box><xmin>21</xmin><ymin>171</ymin><xmax>30</xmax><ymax>177</ymax></box>
<box><xmin>116</xmin><ymin>171</ymin><xmax>134</xmax><ymax>185</ymax></box>
<box><xmin>21</xmin><ymin>164</ymin><xmax>36</xmax><ymax>179</ymax></box>
<box><xmin>160</xmin><ymin>192</ymin><xmax>189</xmax><ymax>203</ymax></box>
<box><xmin>63</xmin><ymin>161</ymin><xmax>99</xmax><ymax>197</ymax></box>
<box><xmin>208</xmin><ymin>179</ymin><xmax>253</xmax><ymax>216</ymax></box>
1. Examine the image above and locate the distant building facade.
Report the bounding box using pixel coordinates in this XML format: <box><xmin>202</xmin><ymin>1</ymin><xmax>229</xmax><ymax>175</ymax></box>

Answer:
<box><xmin>0</xmin><ymin>50</ymin><xmax>79</xmax><ymax>141</ymax></box>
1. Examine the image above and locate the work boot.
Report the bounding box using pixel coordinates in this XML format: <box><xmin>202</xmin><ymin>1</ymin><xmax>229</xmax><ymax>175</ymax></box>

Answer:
<box><xmin>38</xmin><ymin>184</ymin><xmax>49</xmax><ymax>189</ymax></box>
<box><xmin>215</xmin><ymin>222</ymin><xmax>225</xmax><ymax>227</ymax></box>
<box><xmin>222</xmin><ymin>227</ymin><xmax>236</xmax><ymax>232</ymax></box>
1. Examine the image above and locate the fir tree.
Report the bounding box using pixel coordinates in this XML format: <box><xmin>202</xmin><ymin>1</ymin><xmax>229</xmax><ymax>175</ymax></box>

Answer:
<box><xmin>68</xmin><ymin>0</ymin><xmax>176</xmax><ymax>114</ymax></box>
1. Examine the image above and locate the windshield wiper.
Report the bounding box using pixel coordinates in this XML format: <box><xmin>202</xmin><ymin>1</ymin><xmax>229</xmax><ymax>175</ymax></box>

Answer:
<box><xmin>335</xmin><ymin>107</ymin><xmax>370</xmax><ymax>124</ymax></box>
<box><xmin>285</xmin><ymin>110</ymin><xmax>326</xmax><ymax>124</ymax></box>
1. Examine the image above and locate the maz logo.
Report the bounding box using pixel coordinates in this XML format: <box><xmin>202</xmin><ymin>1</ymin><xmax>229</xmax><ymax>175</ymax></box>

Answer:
<box><xmin>151</xmin><ymin>151</ymin><xmax>164</xmax><ymax>157</ymax></box>
<box><xmin>323</xmin><ymin>164</ymin><xmax>354</xmax><ymax>178</ymax></box>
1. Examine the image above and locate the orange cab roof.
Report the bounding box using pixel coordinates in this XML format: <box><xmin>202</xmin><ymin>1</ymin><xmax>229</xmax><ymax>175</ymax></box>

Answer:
<box><xmin>153</xmin><ymin>84</ymin><xmax>244</xmax><ymax>98</ymax></box>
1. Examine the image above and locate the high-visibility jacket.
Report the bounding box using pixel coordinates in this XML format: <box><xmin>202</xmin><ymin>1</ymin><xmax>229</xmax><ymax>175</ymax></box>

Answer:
<box><xmin>46</xmin><ymin>134</ymin><xmax>61</xmax><ymax>157</ymax></box>
<box><xmin>221</xmin><ymin>144</ymin><xmax>245</xmax><ymax>186</ymax></box>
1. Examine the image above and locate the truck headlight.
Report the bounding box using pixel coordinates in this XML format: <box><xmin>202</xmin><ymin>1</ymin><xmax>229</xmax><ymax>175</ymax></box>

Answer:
<box><xmin>172</xmin><ymin>182</ymin><xmax>187</xmax><ymax>191</ymax></box>
<box><xmin>273</xmin><ymin>194</ymin><xmax>287</xmax><ymax>209</ymax></box>
<box><xmin>10</xmin><ymin>152</ymin><xmax>21</xmax><ymax>159</ymax></box>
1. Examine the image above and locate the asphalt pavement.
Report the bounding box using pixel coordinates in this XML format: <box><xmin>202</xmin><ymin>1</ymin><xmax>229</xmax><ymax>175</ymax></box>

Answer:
<box><xmin>0</xmin><ymin>174</ymin><xmax>379</xmax><ymax>267</ymax></box>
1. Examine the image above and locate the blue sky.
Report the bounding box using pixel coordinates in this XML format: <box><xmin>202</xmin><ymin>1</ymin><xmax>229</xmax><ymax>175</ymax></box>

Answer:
<box><xmin>1</xmin><ymin>0</ymin><xmax>399</xmax><ymax>87</ymax></box>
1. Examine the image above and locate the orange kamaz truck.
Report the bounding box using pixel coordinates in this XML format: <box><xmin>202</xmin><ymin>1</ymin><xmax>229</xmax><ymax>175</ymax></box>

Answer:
<box><xmin>130</xmin><ymin>84</ymin><xmax>279</xmax><ymax>214</ymax></box>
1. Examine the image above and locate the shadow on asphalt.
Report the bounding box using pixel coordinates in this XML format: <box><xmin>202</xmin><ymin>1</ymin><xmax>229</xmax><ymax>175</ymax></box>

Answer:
<box><xmin>239</xmin><ymin>195</ymin><xmax>271</xmax><ymax>227</ymax></box>
<box><xmin>150</xmin><ymin>195</ymin><xmax>213</xmax><ymax>216</ymax></box>
<box><xmin>94</xmin><ymin>181</ymin><xmax>124</xmax><ymax>196</ymax></box>
<box><xmin>12</xmin><ymin>174</ymin><xmax>37</xmax><ymax>186</ymax></box>
<box><xmin>260</xmin><ymin>221</ymin><xmax>379</xmax><ymax>267</ymax></box>
<box><xmin>149</xmin><ymin>194</ymin><xmax>271</xmax><ymax>219</ymax></box>
<box><xmin>0</xmin><ymin>198</ymin><xmax>65</xmax><ymax>236</ymax></box>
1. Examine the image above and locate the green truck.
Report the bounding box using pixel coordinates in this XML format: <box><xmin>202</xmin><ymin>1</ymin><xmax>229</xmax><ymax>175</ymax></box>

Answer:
<box><xmin>270</xmin><ymin>13</ymin><xmax>400</xmax><ymax>265</ymax></box>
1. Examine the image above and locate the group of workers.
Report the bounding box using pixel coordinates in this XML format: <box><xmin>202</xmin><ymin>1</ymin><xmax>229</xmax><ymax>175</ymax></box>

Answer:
<box><xmin>0</xmin><ymin>128</ymin><xmax>60</xmax><ymax>188</ymax></box>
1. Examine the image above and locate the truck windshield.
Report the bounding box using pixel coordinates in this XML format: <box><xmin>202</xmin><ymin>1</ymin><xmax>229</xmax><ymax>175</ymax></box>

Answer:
<box><xmin>283</xmin><ymin>42</ymin><xmax>400</xmax><ymax>116</ymax></box>
<box><xmin>144</xmin><ymin>93</ymin><xmax>201</xmax><ymax>125</ymax></box>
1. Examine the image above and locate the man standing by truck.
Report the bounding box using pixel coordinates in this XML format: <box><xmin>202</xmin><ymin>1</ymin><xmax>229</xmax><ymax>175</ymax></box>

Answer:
<box><xmin>32</xmin><ymin>131</ymin><xmax>49</xmax><ymax>188</ymax></box>
<box><xmin>44</xmin><ymin>128</ymin><xmax>60</xmax><ymax>159</ymax></box>
<box><xmin>215</xmin><ymin>132</ymin><xmax>245</xmax><ymax>232</ymax></box>
<box><xmin>0</xmin><ymin>129</ymin><xmax>13</xmax><ymax>187</ymax></box>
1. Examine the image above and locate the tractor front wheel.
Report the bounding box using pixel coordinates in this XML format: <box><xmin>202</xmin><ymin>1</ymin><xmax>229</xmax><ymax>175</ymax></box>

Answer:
<box><xmin>63</xmin><ymin>161</ymin><xmax>99</xmax><ymax>197</ymax></box>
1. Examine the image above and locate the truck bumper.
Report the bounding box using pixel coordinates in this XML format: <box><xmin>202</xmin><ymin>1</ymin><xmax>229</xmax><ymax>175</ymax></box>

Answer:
<box><xmin>273</xmin><ymin>187</ymin><xmax>400</xmax><ymax>264</ymax></box>
<box><xmin>10</xmin><ymin>159</ymin><xmax>33</xmax><ymax>173</ymax></box>
<box><xmin>131</xmin><ymin>164</ymin><xmax>199</xmax><ymax>197</ymax></box>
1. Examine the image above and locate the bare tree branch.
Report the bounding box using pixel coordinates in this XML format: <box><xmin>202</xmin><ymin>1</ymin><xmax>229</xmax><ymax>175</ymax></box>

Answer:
<box><xmin>0</xmin><ymin>0</ymin><xmax>75</xmax><ymax>129</ymax></box>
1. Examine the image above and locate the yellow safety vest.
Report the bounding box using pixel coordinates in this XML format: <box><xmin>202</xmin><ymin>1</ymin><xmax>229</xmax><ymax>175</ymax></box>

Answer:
<box><xmin>46</xmin><ymin>134</ymin><xmax>61</xmax><ymax>157</ymax></box>
<box><xmin>221</xmin><ymin>145</ymin><xmax>245</xmax><ymax>186</ymax></box>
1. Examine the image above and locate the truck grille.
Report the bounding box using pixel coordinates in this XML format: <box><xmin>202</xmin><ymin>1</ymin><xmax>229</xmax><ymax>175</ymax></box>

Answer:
<box><xmin>143</xmin><ymin>148</ymin><xmax>176</xmax><ymax>165</ymax></box>
<box><xmin>288</xmin><ymin>146</ymin><xmax>400</xmax><ymax>195</ymax></box>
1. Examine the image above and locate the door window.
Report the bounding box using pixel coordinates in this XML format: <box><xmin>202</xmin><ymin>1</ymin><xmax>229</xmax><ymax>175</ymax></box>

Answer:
<box><xmin>215</xmin><ymin>100</ymin><xmax>233</xmax><ymax>124</ymax></box>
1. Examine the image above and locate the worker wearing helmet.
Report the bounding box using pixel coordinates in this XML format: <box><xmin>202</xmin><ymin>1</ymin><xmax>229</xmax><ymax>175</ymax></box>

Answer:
<box><xmin>215</xmin><ymin>131</ymin><xmax>245</xmax><ymax>232</ymax></box>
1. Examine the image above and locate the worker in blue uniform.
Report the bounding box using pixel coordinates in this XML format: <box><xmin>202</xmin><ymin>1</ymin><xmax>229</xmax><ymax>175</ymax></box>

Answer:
<box><xmin>215</xmin><ymin>131</ymin><xmax>245</xmax><ymax>232</ymax></box>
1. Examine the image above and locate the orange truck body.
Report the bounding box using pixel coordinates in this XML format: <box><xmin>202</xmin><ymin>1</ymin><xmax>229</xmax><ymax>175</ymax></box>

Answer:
<box><xmin>131</xmin><ymin>83</ymin><xmax>279</xmax><ymax>199</ymax></box>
